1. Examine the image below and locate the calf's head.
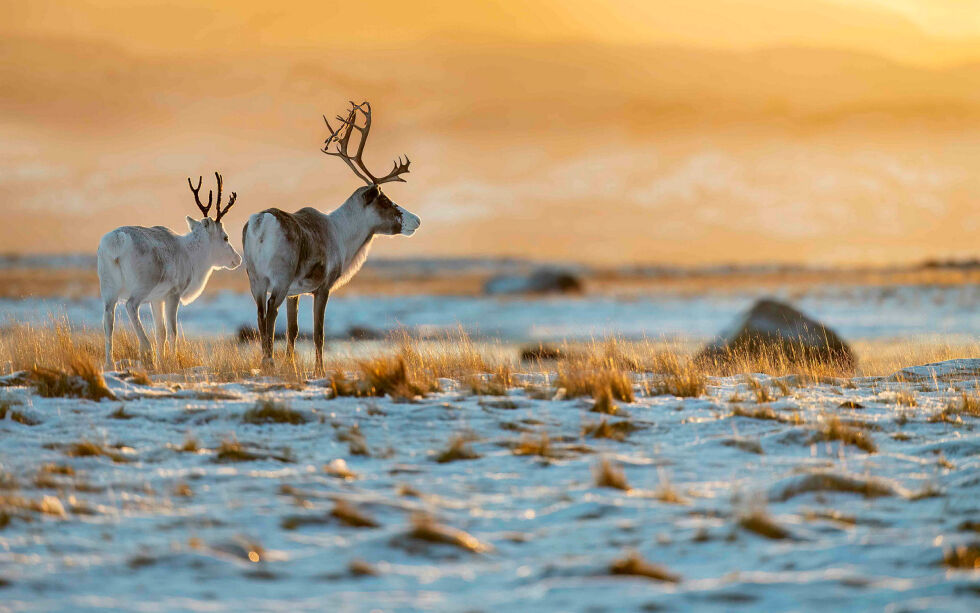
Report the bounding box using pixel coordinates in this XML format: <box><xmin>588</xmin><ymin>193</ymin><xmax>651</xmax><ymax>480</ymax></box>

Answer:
<box><xmin>186</xmin><ymin>172</ymin><xmax>242</xmax><ymax>270</ymax></box>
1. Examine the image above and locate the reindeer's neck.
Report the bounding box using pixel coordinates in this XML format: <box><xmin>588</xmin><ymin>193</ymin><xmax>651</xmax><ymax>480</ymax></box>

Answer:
<box><xmin>328</xmin><ymin>201</ymin><xmax>377</xmax><ymax>290</ymax></box>
<box><xmin>177</xmin><ymin>231</ymin><xmax>217</xmax><ymax>304</ymax></box>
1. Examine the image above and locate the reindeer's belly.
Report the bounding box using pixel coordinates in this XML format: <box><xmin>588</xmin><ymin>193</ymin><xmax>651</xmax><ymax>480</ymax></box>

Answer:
<box><xmin>287</xmin><ymin>260</ymin><xmax>328</xmax><ymax>296</ymax></box>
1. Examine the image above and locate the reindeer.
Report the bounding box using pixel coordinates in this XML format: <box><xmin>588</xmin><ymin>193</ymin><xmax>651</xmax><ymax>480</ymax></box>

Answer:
<box><xmin>97</xmin><ymin>173</ymin><xmax>242</xmax><ymax>369</ymax></box>
<box><xmin>242</xmin><ymin>101</ymin><xmax>420</xmax><ymax>374</ymax></box>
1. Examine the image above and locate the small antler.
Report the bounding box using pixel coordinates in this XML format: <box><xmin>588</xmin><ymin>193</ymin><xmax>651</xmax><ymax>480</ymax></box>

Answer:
<box><xmin>321</xmin><ymin>101</ymin><xmax>411</xmax><ymax>186</ymax></box>
<box><xmin>187</xmin><ymin>175</ymin><xmax>213</xmax><ymax>217</ymax></box>
<box><xmin>187</xmin><ymin>172</ymin><xmax>236</xmax><ymax>221</ymax></box>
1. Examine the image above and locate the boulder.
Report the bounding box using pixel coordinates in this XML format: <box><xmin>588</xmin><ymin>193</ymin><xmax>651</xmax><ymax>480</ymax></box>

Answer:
<box><xmin>696</xmin><ymin>299</ymin><xmax>854</xmax><ymax>370</ymax></box>
<box><xmin>484</xmin><ymin>268</ymin><xmax>583</xmax><ymax>296</ymax></box>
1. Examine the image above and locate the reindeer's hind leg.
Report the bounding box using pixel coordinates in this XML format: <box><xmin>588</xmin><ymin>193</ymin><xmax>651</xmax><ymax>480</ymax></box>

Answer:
<box><xmin>248</xmin><ymin>276</ymin><xmax>270</xmax><ymax>362</ymax></box>
<box><xmin>125</xmin><ymin>297</ymin><xmax>153</xmax><ymax>368</ymax></box>
<box><xmin>150</xmin><ymin>300</ymin><xmax>166</xmax><ymax>368</ymax></box>
<box><xmin>165</xmin><ymin>293</ymin><xmax>180</xmax><ymax>359</ymax></box>
<box><xmin>264</xmin><ymin>284</ymin><xmax>289</xmax><ymax>368</ymax></box>
<box><xmin>102</xmin><ymin>301</ymin><xmax>117</xmax><ymax>371</ymax></box>
<box><xmin>285</xmin><ymin>296</ymin><xmax>299</xmax><ymax>358</ymax></box>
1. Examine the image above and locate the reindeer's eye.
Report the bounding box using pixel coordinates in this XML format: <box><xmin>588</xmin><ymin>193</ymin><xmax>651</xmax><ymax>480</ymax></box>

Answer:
<box><xmin>223</xmin><ymin>236</ymin><xmax>229</xmax><ymax>242</ymax></box>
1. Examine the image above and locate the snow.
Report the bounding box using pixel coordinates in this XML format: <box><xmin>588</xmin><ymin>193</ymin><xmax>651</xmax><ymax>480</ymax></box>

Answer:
<box><xmin>0</xmin><ymin>367</ymin><xmax>978</xmax><ymax>611</ymax></box>
<box><xmin>5</xmin><ymin>282</ymin><xmax>980</xmax><ymax>342</ymax></box>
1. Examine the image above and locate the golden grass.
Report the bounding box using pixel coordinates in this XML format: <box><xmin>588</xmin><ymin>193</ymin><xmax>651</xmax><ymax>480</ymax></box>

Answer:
<box><xmin>65</xmin><ymin>439</ymin><xmax>129</xmax><ymax>463</ymax></box>
<box><xmin>582</xmin><ymin>417</ymin><xmax>636</xmax><ymax>442</ymax></box>
<box><xmin>512</xmin><ymin>432</ymin><xmax>554</xmax><ymax>458</ymax></box>
<box><xmin>609</xmin><ymin>551</ymin><xmax>680</xmax><ymax>583</ymax></box>
<box><xmin>330</xmin><ymin>499</ymin><xmax>379</xmax><ymax>528</ymax></box>
<box><xmin>405</xmin><ymin>512</ymin><xmax>492</xmax><ymax>553</ymax></box>
<box><xmin>731</xmin><ymin>405</ymin><xmax>804</xmax><ymax>425</ymax></box>
<box><xmin>242</xmin><ymin>398</ymin><xmax>308</xmax><ymax>425</ymax></box>
<box><xmin>943</xmin><ymin>543</ymin><xmax>980</xmax><ymax>569</ymax></box>
<box><xmin>811</xmin><ymin>414</ymin><xmax>877</xmax><ymax>453</ymax></box>
<box><xmin>738</xmin><ymin>509</ymin><xmax>792</xmax><ymax>540</ymax></box>
<box><xmin>593</xmin><ymin>457</ymin><xmax>630</xmax><ymax>490</ymax></box>
<box><xmin>434</xmin><ymin>434</ymin><xmax>481</xmax><ymax>463</ymax></box>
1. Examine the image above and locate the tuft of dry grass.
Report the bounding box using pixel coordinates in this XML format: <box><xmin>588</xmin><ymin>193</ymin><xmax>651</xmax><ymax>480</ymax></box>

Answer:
<box><xmin>242</xmin><ymin>398</ymin><xmax>308</xmax><ymax>425</ymax></box>
<box><xmin>731</xmin><ymin>405</ymin><xmax>803</xmax><ymax>425</ymax></box>
<box><xmin>556</xmin><ymin>358</ymin><xmax>634</xmax><ymax>404</ymax></box>
<box><xmin>745</xmin><ymin>376</ymin><xmax>775</xmax><ymax>403</ymax></box>
<box><xmin>512</xmin><ymin>431</ymin><xmax>554</xmax><ymax>458</ymax></box>
<box><xmin>653</xmin><ymin>468</ymin><xmax>688</xmax><ymax>504</ymax></box>
<box><xmin>0</xmin><ymin>399</ymin><xmax>39</xmax><ymax>426</ymax></box>
<box><xmin>65</xmin><ymin>439</ymin><xmax>129</xmax><ymax>463</ymax></box>
<box><xmin>944</xmin><ymin>392</ymin><xmax>980</xmax><ymax>418</ymax></box>
<box><xmin>405</xmin><ymin>512</ymin><xmax>492</xmax><ymax>553</ymax></box>
<box><xmin>31</xmin><ymin>358</ymin><xmax>115</xmax><ymax>402</ymax></box>
<box><xmin>811</xmin><ymin>414</ymin><xmax>877</xmax><ymax>453</ymax></box>
<box><xmin>215</xmin><ymin>437</ymin><xmax>261</xmax><ymax>462</ymax></box>
<box><xmin>943</xmin><ymin>543</ymin><xmax>980</xmax><ymax>569</ymax></box>
<box><xmin>173</xmin><ymin>481</ymin><xmax>193</xmax><ymax>498</ymax></box>
<box><xmin>648</xmin><ymin>354</ymin><xmax>707</xmax><ymax>397</ymax></box>
<box><xmin>593</xmin><ymin>457</ymin><xmax>630</xmax><ymax>491</ymax></box>
<box><xmin>738</xmin><ymin>509</ymin><xmax>791</xmax><ymax>540</ymax></box>
<box><xmin>434</xmin><ymin>434</ymin><xmax>481</xmax><ymax>463</ymax></box>
<box><xmin>331</xmin><ymin>499</ymin><xmax>379</xmax><ymax>528</ymax></box>
<box><xmin>609</xmin><ymin>551</ymin><xmax>680</xmax><ymax>583</ymax></box>
<box><xmin>348</xmin><ymin>558</ymin><xmax>379</xmax><ymax>576</ymax></box>
<box><xmin>467</xmin><ymin>365</ymin><xmax>512</xmax><ymax>397</ymax></box>
<box><xmin>582</xmin><ymin>418</ymin><xmax>636</xmax><ymax>442</ymax></box>
<box><xmin>337</xmin><ymin>423</ymin><xmax>370</xmax><ymax>456</ymax></box>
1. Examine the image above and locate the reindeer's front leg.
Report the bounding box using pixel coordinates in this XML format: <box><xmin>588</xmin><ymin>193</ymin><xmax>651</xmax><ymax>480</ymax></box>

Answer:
<box><xmin>285</xmin><ymin>296</ymin><xmax>299</xmax><ymax>359</ymax></box>
<box><xmin>312</xmin><ymin>288</ymin><xmax>329</xmax><ymax>377</ymax></box>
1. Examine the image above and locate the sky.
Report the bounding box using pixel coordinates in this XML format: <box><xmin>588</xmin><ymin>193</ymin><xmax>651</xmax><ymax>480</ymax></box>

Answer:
<box><xmin>2</xmin><ymin>0</ymin><xmax>980</xmax><ymax>265</ymax></box>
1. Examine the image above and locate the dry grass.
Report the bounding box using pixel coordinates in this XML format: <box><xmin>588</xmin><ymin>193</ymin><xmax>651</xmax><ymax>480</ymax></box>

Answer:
<box><xmin>64</xmin><ymin>439</ymin><xmax>129</xmax><ymax>463</ymax></box>
<box><xmin>336</xmin><ymin>423</ymin><xmax>370</xmax><ymax>456</ymax></box>
<box><xmin>582</xmin><ymin>418</ymin><xmax>636</xmax><ymax>442</ymax></box>
<box><xmin>609</xmin><ymin>551</ymin><xmax>680</xmax><ymax>583</ymax></box>
<box><xmin>731</xmin><ymin>405</ymin><xmax>804</xmax><ymax>425</ymax></box>
<box><xmin>811</xmin><ymin>414</ymin><xmax>877</xmax><ymax>453</ymax></box>
<box><xmin>893</xmin><ymin>389</ymin><xmax>919</xmax><ymax>407</ymax></box>
<box><xmin>943</xmin><ymin>543</ymin><xmax>980</xmax><ymax>569</ymax></box>
<box><xmin>330</xmin><ymin>499</ymin><xmax>379</xmax><ymax>528</ymax></box>
<box><xmin>556</xmin><ymin>359</ymin><xmax>634</xmax><ymax>405</ymax></box>
<box><xmin>242</xmin><ymin>398</ymin><xmax>308</xmax><ymax>425</ymax></box>
<box><xmin>434</xmin><ymin>434</ymin><xmax>481</xmax><ymax>463</ymax></box>
<box><xmin>593</xmin><ymin>457</ymin><xmax>630</xmax><ymax>491</ymax></box>
<box><xmin>214</xmin><ymin>437</ymin><xmax>262</xmax><ymax>462</ymax></box>
<box><xmin>945</xmin><ymin>392</ymin><xmax>980</xmax><ymax>418</ymax></box>
<box><xmin>738</xmin><ymin>509</ymin><xmax>792</xmax><ymax>540</ymax></box>
<box><xmin>467</xmin><ymin>364</ymin><xmax>512</xmax><ymax>397</ymax></box>
<box><xmin>0</xmin><ymin>399</ymin><xmax>39</xmax><ymax>426</ymax></box>
<box><xmin>512</xmin><ymin>432</ymin><xmax>555</xmax><ymax>458</ymax></box>
<box><xmin>653</xmin><ymin>468</ymin><xmax>688</xmax><ymax>504</ymax></box>
<box><xmin>404</xmin><ymin>512</ymin><xmax>492</xmax><ymax>553</ymax></box>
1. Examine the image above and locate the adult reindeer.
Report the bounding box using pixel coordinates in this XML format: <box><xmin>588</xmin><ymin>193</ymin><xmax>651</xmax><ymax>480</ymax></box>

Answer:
<box><xmin>242</xmin><ymin>101</ymin><xmax>420</xmax><ymax>374</ymax></box>
<box><xmin>98</xmin><ymin>173</ymin><xmax>242</xmax><ymax>369</ymax></box>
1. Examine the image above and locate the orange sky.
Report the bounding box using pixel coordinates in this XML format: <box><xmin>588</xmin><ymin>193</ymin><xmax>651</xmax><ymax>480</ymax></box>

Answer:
<box><xmin>2</xmin><ymin>1</ymin><xmax>980</xmax><ymax>264</ymax></box>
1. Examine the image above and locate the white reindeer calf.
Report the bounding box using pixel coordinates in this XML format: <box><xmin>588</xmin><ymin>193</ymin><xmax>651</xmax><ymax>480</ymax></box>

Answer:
<box><xmin>97</xmin><ymin>172</ymin><xmax>241</xmax><ymax>369</ymax></box>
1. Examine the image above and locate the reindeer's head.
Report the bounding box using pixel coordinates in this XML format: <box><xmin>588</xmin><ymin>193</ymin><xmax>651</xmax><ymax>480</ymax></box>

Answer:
<box><xmin>322</xmin><ymin>101</ymin><xmax>421</xmax><ymax>237</ymax></box>
<box><xmin>186</xmin><ymin>172</ymin><xmax>242</xmax><ymax>270</ymax></box>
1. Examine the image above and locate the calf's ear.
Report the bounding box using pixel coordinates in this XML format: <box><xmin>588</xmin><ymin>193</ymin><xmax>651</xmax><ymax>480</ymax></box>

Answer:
<box><xmin>186</xmin><ymin>216</ymin><xmax>201</xmax><ymax>231</ymax></box>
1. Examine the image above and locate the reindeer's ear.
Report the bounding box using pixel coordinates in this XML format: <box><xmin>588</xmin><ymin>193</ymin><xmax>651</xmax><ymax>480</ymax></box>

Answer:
<box><xmin>186</xmin><ymin>216</ymin><xmax>201</xmax><ymax>231</ymax></box>
<box><xmin>363</xmin><ymin>184</ymin><xmax>380</xmax><ymax>204</ymax></box>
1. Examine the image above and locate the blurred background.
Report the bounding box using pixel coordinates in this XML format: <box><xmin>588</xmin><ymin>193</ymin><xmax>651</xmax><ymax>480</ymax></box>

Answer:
<box><xmin>2</xmin><ymin>0</ymin><xmax>980</xmax><ymax>265</ymax></box>
<box><xmin>3</xmin><ymin>0</ymin><xmax>980</xmax><ymax>349</ymax></box>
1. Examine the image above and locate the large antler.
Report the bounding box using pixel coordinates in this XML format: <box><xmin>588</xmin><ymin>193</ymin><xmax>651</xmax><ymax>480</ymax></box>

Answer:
<box><xmin>321</xmin><ymin>101</ymin><xmax>411</xmax><ymax>185</ymax></box>
<box><xmin>187</xmin><ymin>172</ymin><xmax>237</xmax><ymax>221</ymax></box>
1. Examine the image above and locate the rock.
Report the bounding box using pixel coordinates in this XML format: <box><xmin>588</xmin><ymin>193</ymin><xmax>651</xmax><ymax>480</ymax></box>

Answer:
<box><xmin>347</xmin><ymin>325</ymin><xmax>385</xmax><ymax>341</ymax></box>
<box><xmin>484</xmin><ymin>268</ymin><xmax>583</xmax><ymax>295</ymax></box>
<box><xmin>696</xmin><ymin>299</ymin><xmax>854</xmax><ymax>370</ymax></box>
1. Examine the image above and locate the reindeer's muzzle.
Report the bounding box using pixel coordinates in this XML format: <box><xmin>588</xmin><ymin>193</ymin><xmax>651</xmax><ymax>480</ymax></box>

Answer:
<box><xmin>398</xmin><ymin>206</ymin><xmax>421</xmax><ymax>236</ymax></box>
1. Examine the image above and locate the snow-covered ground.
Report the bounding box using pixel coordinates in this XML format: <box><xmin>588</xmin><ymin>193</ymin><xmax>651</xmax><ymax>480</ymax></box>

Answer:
<box><xmin>4</xmin><ymin>282</ymin><xmax>980</xmax><ymax>342</ymax></box>
<box><xmin>1</xmin><ymin>365</ymin><xmax>978</xmax><ymax>612</ymax></box>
